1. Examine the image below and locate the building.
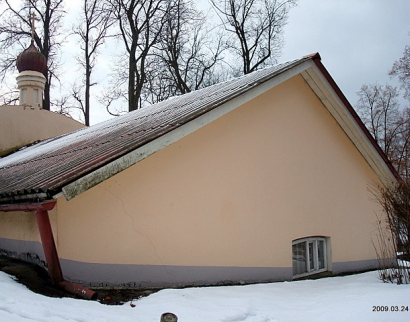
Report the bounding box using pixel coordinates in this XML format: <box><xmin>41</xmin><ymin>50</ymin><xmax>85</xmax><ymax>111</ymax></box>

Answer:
<box><xmin>0</xmin><ymin>52</ymin><xmax>398</xmax><ymax>291</ymax></box>
<box><xmin>0</xmin><ymin>41</ymin><xmax>85</xmax><ymax>157</ymax></box>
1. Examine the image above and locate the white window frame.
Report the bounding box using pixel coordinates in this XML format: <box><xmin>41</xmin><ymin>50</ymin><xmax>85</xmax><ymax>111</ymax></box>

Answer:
<box><xmin>33</xmin><ymin>88</ymin><xmax>39</xmax><ymax>104</ymax></box>
<box><xmin>292</xmin><ymin>237</ymin><xmax>328</xmax><ymax>278</ymax></box>
<box><xmin>21</xmin><ymin>88</ymin><xmax>27</xmax><ymax>104</ymax></box>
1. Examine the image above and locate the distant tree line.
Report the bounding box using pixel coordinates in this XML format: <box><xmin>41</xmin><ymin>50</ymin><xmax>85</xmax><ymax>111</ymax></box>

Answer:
<box><xmin>359</xmin><ymin>40</ymin><xmax>410</xmax><ymax>283</ymax></box>
<box><xmin>0</xmin><ymin>0</ymin><xmax>296</xmax><ymax>125</ymax></box>
<box><xmin>356</xmin><ymin>41</ymin><xmax>410</xmax><ymax>179</ymax></box>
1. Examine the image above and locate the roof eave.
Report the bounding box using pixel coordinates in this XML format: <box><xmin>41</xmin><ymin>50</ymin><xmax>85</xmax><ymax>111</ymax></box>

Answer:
<box><xmin>0</xmin><ymin>191</ymin><xmax>52</xmax><ymax>207</ymax></box>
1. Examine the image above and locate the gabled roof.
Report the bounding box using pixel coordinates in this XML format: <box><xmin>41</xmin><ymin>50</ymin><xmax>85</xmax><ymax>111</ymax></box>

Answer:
<box><xmin>0</xmin><ymin>53</ymin><xmax>399</xmax><ymax>205</ymax></box>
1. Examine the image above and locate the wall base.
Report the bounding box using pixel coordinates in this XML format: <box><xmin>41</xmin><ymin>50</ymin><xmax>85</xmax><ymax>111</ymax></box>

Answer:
<box><xmin>0</xmin><ymin>238</ymin><xmax>383</xmax><ymax>288</ymax></box>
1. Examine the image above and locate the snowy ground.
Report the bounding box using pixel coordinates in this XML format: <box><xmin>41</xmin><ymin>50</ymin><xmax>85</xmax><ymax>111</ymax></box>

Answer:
<box><xmin>1</xmin><ymin>271</ymin><xmax>410</xmax><ymax>322</ymax></box>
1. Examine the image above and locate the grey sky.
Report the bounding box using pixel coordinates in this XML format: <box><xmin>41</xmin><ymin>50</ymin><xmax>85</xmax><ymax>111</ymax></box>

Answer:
<box><xmin>5</xmin><ymin>1</ymin><xmax>410</xmax><ymax>124</ymax></box>
<box><xmin>281</xmin><ymin>0</ymin><xmax>410</xmax><ymax>108</ymax></box>
<box><xmin>88</xmin><ymin>0</ymin><xmax>410</xmax><ymax>124</ymax></box>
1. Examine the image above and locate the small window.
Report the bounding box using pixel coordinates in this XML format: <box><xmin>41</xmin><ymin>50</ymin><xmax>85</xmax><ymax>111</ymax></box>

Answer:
<box><xmin>292</xmin><ymin>237</ymin><xmax>328</xmax><ymax>277</ymax></box>
<box><xmin>33</xmin><ymin>89</ymin><xmax>39</xmax><ymax>104</ymax></box>
<box><xmin>21</xmin><ymin>88</ymin><xmax>27</xmax><ymax>104</ymax></box>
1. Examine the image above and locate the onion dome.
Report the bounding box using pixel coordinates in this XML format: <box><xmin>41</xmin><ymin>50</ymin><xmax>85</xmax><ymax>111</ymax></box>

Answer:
<box><xmin>16</xmin><ymin>41</ymin><xmax>47</xmax><ymax>75</ymax></box>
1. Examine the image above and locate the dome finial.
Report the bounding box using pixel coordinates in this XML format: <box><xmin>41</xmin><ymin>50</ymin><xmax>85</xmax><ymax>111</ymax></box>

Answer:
<box><xmin>28</xmin><ymin>12</ymin><xmax>40</xmax><ymax>42</ymax></box>
<box><xmin>16</xmin><ymin>12</ymin><xmax>46</xmax><ymax>75</ymax></box>
<box><xmin>15</xmin><ymin>12</ymin><xmax>46</xmax><ymax>109</ymax></box>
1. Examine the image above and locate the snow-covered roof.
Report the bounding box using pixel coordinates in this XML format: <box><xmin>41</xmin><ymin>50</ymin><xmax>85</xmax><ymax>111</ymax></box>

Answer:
<box><xmin>0</xmin><ymin>53</ymin><xmax>398</xmax><ymax>204</ymax></box>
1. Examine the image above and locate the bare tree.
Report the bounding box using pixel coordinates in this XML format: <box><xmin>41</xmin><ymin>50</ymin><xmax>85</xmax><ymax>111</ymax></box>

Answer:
<box><xmin>0</xmin><ymin>88</ymin><xmax>19</xmax><ymax>106</ymax></box>
<box><xmin>72</xmin><ymin>0</ymin><xmax>114</xmax><ymax>125</ymax></box>
<box><xmin>107</xmin><ymin>0</ymin><xmax>168</xmax><ymax>112</ymax></box>
<box><xmin>0</xmin><ymin>0</ymin><xmax>65</xmax><ymax>111</ymax></box>
<box><xmin>356</xmin><ymin>84</ymin><xmax>401</xmax><ymax>154</ymax></box>
<box><xmin>356</xmin><ymin>84</ymin><xmax>410</xmax><ymax>179</ymax></box>
<box><xmin>210</xmin><ymin>0</ymin><xmax>296</xmax><ymax>75</ymax></box>
<box><xmin>102</xmin><ymin>0</ymin><xmax>229</xmax><ymax>113</ymax></box>
<box><xmin>154</xmin><ymin>0</ymin><xmax>225</xmax><ymax>98</ymax></box>
<box><xmin>393</xmin><ymin>108</ymin><xmax>410</xmax><ymax>179</ymax></box>
<box><xmin>372</xmin><ymin>181</ymin><xmax>410</xmax><ymax>284</ymax></box>
<box><xmin>390</xmin><ymin>44</ymin><xmax>410</xmax><ymax>101</ymax></box>
<box><xmin>141</xmin><ymin>56</ymin><xmax>175</xmax><ymax>104</ymax></box>
<box><xmin>52</xmin><ymin>94</ymin><xmax>77</xmax><ymax>118</ymax></box>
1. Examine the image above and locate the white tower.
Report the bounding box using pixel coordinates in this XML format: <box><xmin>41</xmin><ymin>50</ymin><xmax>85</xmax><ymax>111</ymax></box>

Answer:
<box><xmin>15</xmin><ymin>13</ymin><xmax>47</xmax><ymax>109</ymax></box>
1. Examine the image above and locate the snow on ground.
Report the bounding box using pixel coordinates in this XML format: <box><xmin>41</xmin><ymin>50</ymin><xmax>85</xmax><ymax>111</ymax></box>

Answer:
<box><xmin>1</xmin><ymin>271</ymin><xmax>410</xmax><ymax>322</ymax></box>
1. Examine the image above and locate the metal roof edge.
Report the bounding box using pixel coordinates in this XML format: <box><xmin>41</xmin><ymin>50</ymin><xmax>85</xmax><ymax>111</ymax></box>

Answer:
<box><xmin>61</xmin><ymin>60</ymin><xmax>314</xmax><ymax>201</ymax></box>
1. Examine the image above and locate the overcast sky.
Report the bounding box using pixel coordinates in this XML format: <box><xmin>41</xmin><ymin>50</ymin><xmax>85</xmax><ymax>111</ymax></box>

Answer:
<box><xmin>41</xmin><ymin>0</ymin><xmax>410</xmax><ymax>124</ymax></box>
<box><xmin>89</xmin><ymin>0</ymin><xmax>410</xmax><ymax>124</ymax></box>
<box><xmin>281</xmin><ymin>0</ymin><xmax>410</xmax><ymax>108</ymax></box>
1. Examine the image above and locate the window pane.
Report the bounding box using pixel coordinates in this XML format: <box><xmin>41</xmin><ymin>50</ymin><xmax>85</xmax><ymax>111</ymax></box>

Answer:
<box><xmin>318</xmin><ymin>240</ymin><xmax>325</xmax><ymax>269</ymax></box>
<box><xmin>309</xmin><ymin>242</ymin><xmax>314</xmax><ymax>270</ymax></box>
<box><xmin>33</xmin><ymin>89</ymin><xmax>39</xmax><ymax>104</ymax></box>
<box><xmin>292</xmin><ymin>242</ymin><xmax>307</xmax><ymax>275</ymax></box>
<box><xmin>21</xmin><ymin>88</ymin><xmax>27</xmax><ymax>104</ymax></box>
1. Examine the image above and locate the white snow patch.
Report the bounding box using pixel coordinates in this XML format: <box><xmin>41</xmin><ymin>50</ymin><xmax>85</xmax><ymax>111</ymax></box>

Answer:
<box><xmin>1</xmin><ymin>271</ymin><xmax>410</xmax><ymax>321</ymax></box>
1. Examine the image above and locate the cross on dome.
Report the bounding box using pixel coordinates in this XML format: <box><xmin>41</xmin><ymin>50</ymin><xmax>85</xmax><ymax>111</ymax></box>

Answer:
<box><xmin>28</xmin><ymin>12</ymin><xmax>40</xmax><ymax>41</ymax></box>
<box><xmin>16</xmin><ymin>12</ymin><xmax>46</xmax><ymax>75</ymax></box>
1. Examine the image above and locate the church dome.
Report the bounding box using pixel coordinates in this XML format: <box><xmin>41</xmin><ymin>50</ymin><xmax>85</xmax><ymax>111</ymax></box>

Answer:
<box><xmin>16</xmin><ymin>41</ymin><xmax>47</xmax><ymax>75</ymax></box>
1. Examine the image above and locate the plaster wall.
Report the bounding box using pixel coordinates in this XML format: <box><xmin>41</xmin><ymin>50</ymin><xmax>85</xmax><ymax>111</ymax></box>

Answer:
<box><xmin>0</xmin><ymin>211</ymin><xmax>39</xmax><ymax>242</ymax></box>
<box><xmin>55</xmin><ymin>75</ymin><xmax>383</xmax><ymax>271</ymax></box>
<box><xmin>0</xmin><ymin>106</ymin><xmax>85</xmax><ymax>157</ymax></box>
<box><xmin>0</xmin><ymin>208</ymin><xmax>58</xmax><ymax>263</ymax></box>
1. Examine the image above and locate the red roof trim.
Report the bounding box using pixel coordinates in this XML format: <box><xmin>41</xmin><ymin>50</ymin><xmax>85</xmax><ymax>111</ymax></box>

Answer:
<box><xmin>0</xmin><ymin>201</ymin><xmax>56</xmax><ymax>212</ymax></box>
